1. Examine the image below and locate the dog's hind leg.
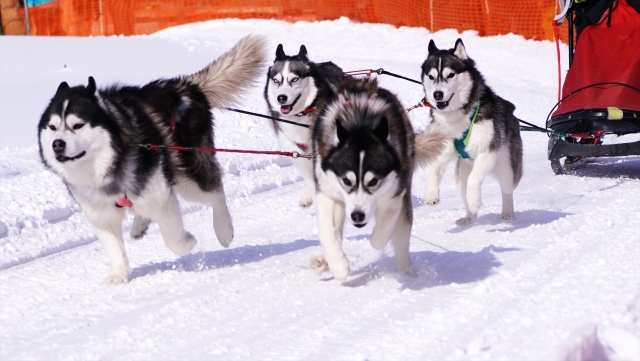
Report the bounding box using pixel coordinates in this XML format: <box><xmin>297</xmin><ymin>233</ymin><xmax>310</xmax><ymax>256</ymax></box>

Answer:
<box><xmin>316</xmin><ymin>192</ymin><xmax>349</xmax><ymax>280</ymax></box>
<box><xmin>154</xmin><ymin>193</ymin><xmax>197</xmax><ymax>256</ymax></box>
<box><xmin>133</xmin><ymin>181</ymin><xmax>197</xmax><ymax>256</ymax></box>
<box><xmin>494</xmin><ymin>148</ymin><xmax>516</xmax><ymax>220</ymax></box>
<box><xmin>175</xmin><ymin>177</ymin><xmax>234</xmax><ymax>248</ymax></box>
<box><xmin>455</xmin><ymin>158</ymin><xmax>474</xmax><ymax>225</ymax></box>
<box><xmin>210</xmin><ymin>188</ymin><xmax>234</xmax><ymax>248</ymax></box>
<box><xmin>130</xmin><ymin>215</ymin><xmax>151</xmax><ymax>240</ymax></box>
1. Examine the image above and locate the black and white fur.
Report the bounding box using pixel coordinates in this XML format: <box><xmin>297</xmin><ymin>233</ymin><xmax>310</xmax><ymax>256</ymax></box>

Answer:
<box><xmin>309</xmin><ymin>77</ymin><xmax>449</xmax><ymax>281</ymax></box>
<box><xmin>38</xmin><ymin>36</ymin><xmax>267</xmax><ymax>284</ymax></box>
<box><xmin>264</xmin><ymin>44</ymin><xmax>343</xmax><ymax>207</ymax></box>
<box><xmin>421</xmin><ymin>38</ymin><xmax>523</xmax><ymax>225</ymax></box>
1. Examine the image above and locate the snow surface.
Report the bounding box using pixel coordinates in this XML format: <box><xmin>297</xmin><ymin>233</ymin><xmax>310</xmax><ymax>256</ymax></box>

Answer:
<box><xmin>1</xmin><ymin>17</ymin><xmax>639</xmax><ymax>360</ymax></box>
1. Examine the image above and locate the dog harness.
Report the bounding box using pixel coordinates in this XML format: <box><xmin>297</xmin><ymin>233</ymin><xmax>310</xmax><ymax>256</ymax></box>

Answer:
<box><xmin>452</xmin><ymin>101</ymin><xmax>480</xmax><ymax>159</ymax></box>
<box><xmin>296</xmin><ymin>105</ymin><xmax>316</xmax><ymax>117</ymax></box>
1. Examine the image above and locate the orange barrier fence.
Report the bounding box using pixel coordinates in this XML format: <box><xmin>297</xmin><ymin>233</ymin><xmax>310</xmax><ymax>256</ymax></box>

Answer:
<box><xmin>2</xmin><ymin>0</ymin><xmax>568</xmax><ymax>41</ymax></box>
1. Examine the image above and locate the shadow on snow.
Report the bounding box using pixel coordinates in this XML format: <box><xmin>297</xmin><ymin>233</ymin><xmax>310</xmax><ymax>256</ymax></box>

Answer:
<box><xmin>342</xmin><ymin>245</ymin><xmax>520</xmax><ymax>290</ymax></box>
<box><xmin>130</xmin><ymin>238</ymin><xmax>316</xmax><ymax>280</ymax></box>
<box><xmin>446</xmin><ymin>209</ymin><xmax>571</xmax><ymax>233</ymax></box>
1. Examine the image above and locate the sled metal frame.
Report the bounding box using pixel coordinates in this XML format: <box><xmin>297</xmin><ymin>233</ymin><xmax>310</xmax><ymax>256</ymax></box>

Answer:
<box><xmin>547</xmin><ymin>109</ymin><xmax>640</xmax><ymax>174</ymax></box>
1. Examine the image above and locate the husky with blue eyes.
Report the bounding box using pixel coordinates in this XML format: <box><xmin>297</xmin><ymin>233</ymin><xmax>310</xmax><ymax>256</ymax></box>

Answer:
<box><xmin>38</xmin><ymin>36</ymin><xmax>267</xmax><ymax>284</ymax></box>
<box><xmin>309</xmin><ymin>77</ymin><xmax>447</xmax><ymax>281</ymax></box>
<box><xmin>264</xmin><ymin>44</ymin><xmax>343</xmax><ymax>207</ymax></box>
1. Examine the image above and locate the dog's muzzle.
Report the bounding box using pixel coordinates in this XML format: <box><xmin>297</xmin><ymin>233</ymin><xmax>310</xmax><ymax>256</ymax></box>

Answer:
<box><xmin>279</xmin><ymin>94</ymin><xmax>301</xmax><ymax>115</ymax></box>
<box><xmin>435</xmin><ymin>93</ymin><xmax>455</xmax><ymax>110</ymax></box>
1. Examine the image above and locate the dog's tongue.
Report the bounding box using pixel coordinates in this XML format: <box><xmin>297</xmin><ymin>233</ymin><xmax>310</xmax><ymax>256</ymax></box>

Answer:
<box><xmin>280</xmin><ymin>105</ymin><xmax>292</xmax><ymax>114</ymax></box>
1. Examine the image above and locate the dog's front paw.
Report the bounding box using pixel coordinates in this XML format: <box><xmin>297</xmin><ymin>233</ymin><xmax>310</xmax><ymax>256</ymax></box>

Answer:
<box><xmin>167</xmin><ymin>232</ymin><xmax>197</xmax><ymax>256</ymax></box>
<box><xmin>214</xmin><ymin>219</ymin><xmax>234</xmax><ymax>248</ymax></box>
<box><xmin>310</xmin><ymin>255</ymin><xmax>329</xmax><ymax>274</ymax></box>
<box><xmin>401</xmin><ymin>266</ymin><xmax>418</xmax><ymax>278</ymax></box>
<box><xmin>455</xmin><ymin>214</ymin><xmax>477</xmax><ymax>226</ymax></box>
<box><xmin>130</xmin><ymin>216</ymin><xmax>151</xmax><ymax>240</ymax></box>
<box><xmin>104</xmin><ymin>267</ymin><xmax>130</xmax><ymax>285</ymax></box>
<box><xmin>501</xmin><ymin>212</ymin><xmax>515</xmax><ymax>220</ymax></box>
<box><xmin>329</xmin><ymin>257</ymin><xmax>350</xmax><ymax>281</ymax></box>
<box><xmin>425</xmin><ymin>191</ymin><xmax>440</xmax><ymax>205</ymax></box>
<box><xmin>299</xmin><ymin>188</ymin><xmax>314</xmax><ymax>208</ymax></box>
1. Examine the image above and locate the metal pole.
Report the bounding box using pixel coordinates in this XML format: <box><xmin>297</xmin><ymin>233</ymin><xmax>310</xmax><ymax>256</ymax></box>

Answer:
<box><xmin>429</xmin><ymin>0</ymin><xmax>433</xmax><ymax>33</ymax></box>
<box><xmin>23</xmin><ymin>0</ymin><xmax>30</xmax><ymax>35</ymax></box>
<box><xmin>568</xmin><ymin>10</ymin><xmax>574</xmax><ymax>67</ymax></box>
<box><xmin>99</xmin><ymin>0</ymin><xmax>104</xmax><ymax>35</ymax></box>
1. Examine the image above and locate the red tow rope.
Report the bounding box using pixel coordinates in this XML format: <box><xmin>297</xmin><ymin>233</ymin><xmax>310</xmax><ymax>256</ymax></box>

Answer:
<box><xmin>137</xmin><ymin>143</ymin><xmax>315</xmax><ymax>159</ymax></box>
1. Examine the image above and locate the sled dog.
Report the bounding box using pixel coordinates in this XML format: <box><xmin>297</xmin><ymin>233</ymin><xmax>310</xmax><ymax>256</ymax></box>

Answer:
<box><xmin>264</xmin><ymin>44</ymin><xmax>343</xmax><ymax>207</ymax></box>
<box><xmin>309</xmin><ymin>77</ymin><xmax>446</xmax><ymax>280</ymax></box>
<box><xmin>38</xmin><ymin>36</ymin><xmax>267</xmax><ymax>284</ymax></box>
<box><xmin>421</xmin><ymin>38</ymin><xmax>523</xmax><ymax>225</ymax></box>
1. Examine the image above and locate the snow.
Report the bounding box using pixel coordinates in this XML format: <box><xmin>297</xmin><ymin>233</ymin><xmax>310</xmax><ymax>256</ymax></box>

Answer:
<box><xmin>1</xmin><ymin>17</ymin><xmax>639</xmax><ymax>360</ymax></box>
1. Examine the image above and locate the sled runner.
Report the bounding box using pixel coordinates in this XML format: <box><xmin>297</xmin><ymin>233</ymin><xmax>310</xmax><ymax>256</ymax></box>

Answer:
<box><xmin>547</xmin><ymin>0</ymin><xmax>640</xmax><ymax>174</ymax></box>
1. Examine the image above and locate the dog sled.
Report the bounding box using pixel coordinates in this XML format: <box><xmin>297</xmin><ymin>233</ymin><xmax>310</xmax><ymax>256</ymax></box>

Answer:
<box><xmin>547</xmin><ymin>0</ymin><xmax>640</xmax><ymax>174</ymax></box>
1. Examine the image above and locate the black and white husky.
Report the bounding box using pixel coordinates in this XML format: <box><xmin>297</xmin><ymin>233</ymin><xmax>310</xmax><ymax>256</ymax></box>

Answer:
<box><xmin>38</xmin><ymin>36</ymin><xmax>267</xmax><ymax>284</ymax></box>
<box><xmin>421</xmin><ymin>38</ymin><xmax>523</xmax><ymax>225</ymax></box>
<box><xmin>264</xmin><ymin>44</ymin><xmax>343</xmax><ymax>207</ymax></box>
<box><xmin>309</xmin><ymin>78</ymin><xmax>446</xmax><ymax>281</ymax></box>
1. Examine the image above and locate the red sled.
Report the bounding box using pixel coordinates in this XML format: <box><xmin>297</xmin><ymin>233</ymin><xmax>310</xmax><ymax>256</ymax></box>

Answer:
<box><xmin>547</xmin><ymin>0</ymin><xmax>640</xmax><ymax>174</ymax></box>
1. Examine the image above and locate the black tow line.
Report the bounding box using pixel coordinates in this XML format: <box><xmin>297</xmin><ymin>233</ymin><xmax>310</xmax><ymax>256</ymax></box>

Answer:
<box><xmin>343</xmin><ymin>68</ymin><xmax>422</xmax><ymax>85</ymax></box>
<box><xmin>226</xmin><ymin>108</ymin><xmax>310</xmax><ymax>128</ymax></box>
<box><xmin>346</xmin><ymin>67</ymin><xmax>576</xmax><ymax>137</ymax></box>
<box><xmin>519</xmin><ymin>120</ymin><xmax>568</xmax><ymax>137</ymax></box>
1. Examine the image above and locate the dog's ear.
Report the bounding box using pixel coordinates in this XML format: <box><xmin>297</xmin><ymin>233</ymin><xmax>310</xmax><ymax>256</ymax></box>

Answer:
<box><xmin>87</xmin><ymin>76</ymin><xmax>97</xmax><ymax>96</ymax></box>
<box><xmin>428</xmin><ymin>40</ymin><xmax>439</xmax><ymax>55</ymax></box>
<box><xmin>373</xmin><ymin>116</ymin><xmax>389</xmax><ymax>142</ymax></box>
<box><xmin>298</xmin><ymin>45</ymin><xmax>308</xmax><ymax>61</ymax></box>
<box><xmin>453</xmin><ymin>38</ymin><xmax>468</xmax><ymax>60</ymax></box>
<box><xmin>275</xmin><ymin>44</ymin><xmax>286</xmax><ymax>61</ymax></box>
<box><xmin>55</xmin><ymin>81</ymin><xmax>70</xmax><ymax>96</ymax></box>
<box><xmin>336</xmin><ymin>118</ymin><xmax>349</xmax><ymax>145</ymax></box>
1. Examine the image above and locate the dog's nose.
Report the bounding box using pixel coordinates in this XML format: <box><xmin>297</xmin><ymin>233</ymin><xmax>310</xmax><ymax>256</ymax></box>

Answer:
<box><xmin>433</xmin><ymin>91</ymin><xmax>444</xmax><ymax>101</ymax></box>
<box><xmin>277</xmin><ymin>95</ymin><xmax>288</xmax><ymax>104</ymax></box>
<box><xmin>52</xmin><ymin>139</ymin><xmax>66</xmax><ymax>154</ymax></box>
<box><xmin>351</xmin><ymin>210</ymin><xmax>365</xmax><ymax>224</ymax></box>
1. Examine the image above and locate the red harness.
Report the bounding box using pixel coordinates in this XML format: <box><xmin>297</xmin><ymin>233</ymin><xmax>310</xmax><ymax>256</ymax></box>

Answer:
<box><xmin>296</xmin><ymin>106</ymin><xmax>316</xmax><ymax>117</ymax></box>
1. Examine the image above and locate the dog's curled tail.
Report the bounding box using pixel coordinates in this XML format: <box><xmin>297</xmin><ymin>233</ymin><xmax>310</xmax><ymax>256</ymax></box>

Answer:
<box><xmin>414</xmin><ymin>124</ymin><xmax>449</xmax><ymax>167</ymax></box>
<box><xmin>187</xmin><ymin>35</ymin><xmax>268</xmax><ymax>109</ymax></box>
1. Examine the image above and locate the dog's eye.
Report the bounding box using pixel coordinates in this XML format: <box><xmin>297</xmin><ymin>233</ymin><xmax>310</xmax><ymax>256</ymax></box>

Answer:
<box><xmin>428</xmin><ymin>75</ymin><xmax>435</xmax><ymax>81</ymax></box>
<box><xmin>49</xmin><ymin>125</ymin><xmax>57</xmax><ymax>131</ymax></box>
<box><xmin>368</xmin><ymin>178</ymin><xmax>379</xmax><ymax>188</ymax></box>
<box><xmin>73</xmin><ymin>123</ymin><xmax>85</xmax><ymax>130</ymax></box>
<box><xmin>447</xmin><ymin>73</ymin><xmax>455</xmax><ymax>79</ymax></box>
<box><xmin>342</xmin><ymin>178</ymin><xmax>352</xmax><ymax>187</ymax></box>
<box><xmin>291</xmin><ymin>77</ymin><xmax>299</xmax><ymax>83</ymax></box>
<box><xmin>272</xmin><ymin>78</ymin><xmax>279</xmax><ymax>84</ymax></box>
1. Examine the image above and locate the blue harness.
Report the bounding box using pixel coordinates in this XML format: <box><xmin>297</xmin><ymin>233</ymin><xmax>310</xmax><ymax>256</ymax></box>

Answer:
<box><xmin>452</xmin><ymin>101</ymin><xmax>480</xmax><ymax>159</ymax></box>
